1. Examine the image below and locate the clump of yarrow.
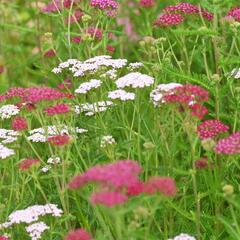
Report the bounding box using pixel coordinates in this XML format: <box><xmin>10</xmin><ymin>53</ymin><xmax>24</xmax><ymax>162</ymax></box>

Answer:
<box><xmin>150</xmin><ymin>83</ymin><xmax>182</xmax><ymax>107</ymax></box>
<box><xmin>0</xmin><ymin>204</ymin><xmax>63</xmax><ymax>239</ymax></box>
<box><xmin>27</xmin><ymin>125</ymin><xmax>87</xmax><ymax>143</ymax></box>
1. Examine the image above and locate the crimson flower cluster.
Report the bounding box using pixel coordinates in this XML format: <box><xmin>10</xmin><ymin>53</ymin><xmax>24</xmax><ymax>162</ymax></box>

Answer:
<box><xmin>11</xmin><ymin>116</ymin><xmax>28</xmax><ymax>131</ymax></box>
<box><xmin>155</xmin><ymin>2</ymin><xmax>213</xmax><ymax>27</ymax></box>
<box><xmin>68</xmin><ymin>160</ymin><xmax>177</xmax><ymax>207</ymax></box>
<box><xmin>90</xmin><ymin>0</ymin><xmax>118</xmax><ymax>10</ymax></box>
<box><xmin>197</xmin><ymin>120</ymin><xmax>229</xmax><ymax>140</ymax></box>
<box><xmin>64</xmin><ymin>228</ymin><xmax>93</xmax><ymax>240</ymax></box>
<box><xmin>18</xmin><ymin>158</ymin><xmax>40</xmax><ymax>171</ymax></box>
<box><xmin>48</xmin><ymin>135</ymin><xmax>71</xmax><ymax>146</ymax></box>
<box><xmin>44</xmin><ymin>103</ymin><xmax>70</xmax><ymax>116</ymax></box>
<box><xmin>163</xmin><ymin>84</ymin><xmax>209</xmax><ymax>119</ymax></box>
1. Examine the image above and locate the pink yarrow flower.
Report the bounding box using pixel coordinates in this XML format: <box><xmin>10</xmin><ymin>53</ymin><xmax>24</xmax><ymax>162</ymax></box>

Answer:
<box><xmin>87</xmin><ymin>27</ymin><xmax>103</xmax><ymax>40</ymax></box>
<box><xmin>64</xmin><ymin>228</ymin><xmax>92</xmax><ymax>240</ymax></box>
<box><xmin>91</xmin><ymin>191</ymin><xmax>128</xmax><ymax>207</ymax></box>
<box><xmin>48</xmin><ymin>135</ymin><xmax>71</xmax><ymax>146</ymax></box>
<box><xmin>154</xmin><ymin>13</ymin><xmax>184</xmax><ymax>27</ymax></box>
<box><xmin>18</xmin><ymin>158</ymin><xmax>40</xmax><ymax>171</ymax></box>
<box><xmin>44</xmin><ymin>103</ymin><xmax>70</xmax><ymax>116</ymax></box>
<box><xmin>227</xmin><ymin>7</ymin><xmax>240</xmax><ymax>22</ymax></box>
<box><xmin>90</xmin><ymin>0</ymin><xmax>118</xmax><ymax>10</ymax></box>
<box><xmin>215</xmin><ymin>132</ymin><xmax>240</xmax><ymax>155</ymax></box>
<box><xmin>42</xmin><ymin>0</ymin><xmax>77</xmax><ymax>13</ymax></box>
<box><xmin>44</xmin><ymin>49</ymin><xmax>56</xmax><ymax>58</ymax></box>
<box><xmin>195</xmin><ymin>157</ymin><xmax>209</xmax><ymax>169</ymax></box>
<box><xmin>164</xmin><ymin>2</ymin><xmax>213</xmax><ymax>20</ymax></box>
<box><xmin>144</xmin><ymin>177</ymin><xmax>177</xmax><ymax>197</ymax></box>
<box><xmin>68</xmin><ymin>160</ymin><xmax>142</xmax><ymax>190</ymax></box>
<box><xmin>139</xmin><ymin>0</ymin><xmax>155</xmax><ymax>8</ymax></box>
<box><xmin>11</xmin><ymin>116</ymin><xmax>28</xmax><ymax>131</ymax></box>
<box><xmin>197</xmin><ymin>120</ymin><xmax>229</xmax><ymax>140</ymax></box>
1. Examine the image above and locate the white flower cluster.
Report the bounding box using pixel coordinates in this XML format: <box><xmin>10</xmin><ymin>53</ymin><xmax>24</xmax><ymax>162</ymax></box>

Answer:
<box><xmin>128</xmin><ymin>62</ymin><xmax>144</xmax><ymax>70</ymax></box>
<box><xmin>108</xmin><ymin>89</ymin><xmax>135</xmax><ymax>101</ymax></box>
<box><xmin>27</xmin><ymin>125</ymin><xmax>87</xmax><ymax>142</ymax></box>
<box><xmin>116</xmin><ymin>72</ymin><xmax>154</xmax><ymax>89</ymax></box>
<box><xmin>0</xmin><ymin>144</ymin><xmax>15</xmax><ymax>160</ymax></box>
<box><xmin>26</xmin><ymin>222</ymin><xmax>49</xmax><ymax>240</ymax></box>
<box><xmin>75</xmin><ymin>79</ymin><xmax>102</xmax><ymax>94</ymax></box>
<box><xmin>150</xmin><ymin>83</ymin><xmax>182</xmax><ymax>107</ymax></box>
<box><xmin>0</xmin><ymin>204</ymin><xmax>63</xmax><ymax>229</ymax></box>
<box><xmin>231</xmin><ymin>68</ymin><xmax>240</xmax><ymax>79</ymax></box>
<box><xmin>41</xmin><ymin>156</ymin><xmax>61</xmax><ymax>173</ymax></box>
<box><xmin>52</xmin><ymin>55</ymin><xmax>128</xmax><ymax>77</ymax></box>
<box><xmin>168</xmin><ymin>233</ymin><xmax>196</xmax><ymax>240</ymax></box>
<box><xmin>100</xmin><ymin>135</ymin><xmax>116</xmax><ymax>148</ymax></box>
<box><xmin>0</xmin><ymin>128</ymin><xmax>19</xmax><ymax>144</ymax></box>
<box><xmin>74</xmin><ymin>101</ymin><xmax>114</xmax><ymax>116</ymax></box>
<box><xmin>0</xmin><ymin>104</ymin><xmax>19</xmax><ymax>119</ymax></box>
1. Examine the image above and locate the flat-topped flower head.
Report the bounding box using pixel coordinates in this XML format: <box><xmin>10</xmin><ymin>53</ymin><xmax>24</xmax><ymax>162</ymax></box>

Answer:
<box><xmin>65</xmin><ymin>228</ymin><xmax>93</xmax><ymax>240</ymax></box>
<box><xmin>44</xmin><ymin>103</ymin><xmax>70</xmax><ymax>116</ymax></box>
<box><xmin>115</xmin><ymin>72</ymin><xmax>154</xmax><ymax>88</ymax></box>
<box><xmin>168</xmin><ymin>233</ymin><xmax>196</xmax><ymax>240</ymax></box>
<box><xmin>0</xmin><ymin>144</ymin><xmax>15</xmax><ymax>160</ymax></box>
<box><xmin>0</xmin><ymin>105</ymin><xmax>19</xmax><ymax>119</ymax></box>
<box><xmin>68</xmin><ymin>159</ymin><xmax>142</xmax><ymax>190</ymax></box>
<box><xmin>164</xmin><ymin>2</ymin><xmax>213</xmax><ymax>20</ymax></box>
<box><xmin>75</xmin><ymin>79</ymin><xmax>102</xmax><ymax>94</ymax></box>
<box><xmin>18</xmin><ymin>158</ymin><xmax>40</xmax><ymax>171</ymax></box>
<box><xmin>154</xmin><ymin>13</ymin><xmax>184</xmax><ymax>27</ymax></box>
<box><xmin>26</xmin><ymin>222</ymin><xmax>49</xmax><ymax>240</ymax></box>
<box><xmin>215</xmin><ymin>132</ymin><xmax>240</xmax><ymax>155</ymax></box>
<box><xmin>48</xmin><ymin>135</ymin><xmax>71</xmax><ymax>146</ymax></box>
<box><xmin>197</xmin><ymin>120</ymin><xmax>229</xmax><ymax>140</ymax></box>
<box><xmin>144</xmin><ymin>176</ymin><xmax>177</xmax><ymax>197</ymax></box>
<box><xmin>91</xmin><ymin>191</ymin><xmax>128</xmax><ymax>207</ymax></box>
<box><xmin>90</xmin><ymin>0</ymin><xmax>118</xmax><ymax>10</ymax></box>
<box><xmin>11</xmin><ymin>116</ymin><xmax>28</xmax><ymax>131</ymax></box>
<box><xmin>108</xmin><ymin>89</ymin><xmax>135</xmax><ymax>101</ymax></box>
<box><xmin>227</xmin><ymin>7</ymin><xmax>240</xmax><ymax>22</ymax></box>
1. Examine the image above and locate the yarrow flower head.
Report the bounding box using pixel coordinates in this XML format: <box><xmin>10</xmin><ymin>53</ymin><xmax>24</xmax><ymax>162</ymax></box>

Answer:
<box><xmin>144</xmin><ymin>176</ymin><xmax>177</xmax><ymax>196</ymax></box>
<box><xmin>108</xmin><ymin>89</ymin><xmax>135</xmax><ymax>101</ymax></box>
<box><xmin>0</xmin><ymin>144</ymin><xmax>15</xmax><ymax>160</ymax></box>
<box><xmin>0</xmin><ymin>236</ymin><xmax>8</xmax><ymax>240</ymax></box>
<box><xmin>18</xmin><ymin>158</ymin><xmax>40</xmax><ymax>171</ymax></box>
<box><xmin>164</xmin><ymin>2</ymin><xmax>213</xmax><ymax>20</ymax></box>
<box><xmin>227</xmin><ymin>7</ymin><xmax>240</xmax><ymax>22</ymax></box>
<box><xmin>64</xmin><ymin>228</ymin><xmax>93</xmax><ymax>240</ymax></box>
<box><xmin>115</xmin><ymin>72</ymin><xmax>154</xmax><ymax>89</ymax></box>
<box><xmin>90</xmin><ymin>0</ymin><xmax>118</xmax><ymax>10</ymax></box>
<box><xmin>168</xmin><ymin>233</ymin><xmax>196</xmax><ymax>240</ymax></box>
<box><xmin>215</xmin><ymin>131</ymin><xmax>240</xmax><ymax>155</ymax></box>
<box><xmin>197</xmin><ymin>120</ymin><xmax>229</xmax><ymax>140</ymax></box>
<box><xmin>91</xmin><ymin>191</ymin><xmax>128</xmax><ymax>207</ymax></box>
<box><xmin>26</xmin><ymin>222</ymin><xmax>49</xmax><ymax>240</ymax></box>
<box><xmin>154</xmin><ymin>13</ymin><xmax>184</xmax><ymax>27</ymax></box>
<box><xmin>0</xmin><ymin>105</ymin><xmax>19</xmax><ymax>119</ymax></box>
<box><xmin>44</xmin><ymin>103</ymin><xmax>70</xmax><ymax>116</ymax></box>
<box><xmin>75</xmin><ymin>79</ymin><xmax>102</xmax><ymax>94</ymax></box>
<box><xmin>11</xmin><ymin>116</ymin><xmax>28</xmax><ymax>131</ymax></box>
<box><xmin>48</xmin><ymin>135</ymin><xmax>71</xmax><ymax>146</ymax></box>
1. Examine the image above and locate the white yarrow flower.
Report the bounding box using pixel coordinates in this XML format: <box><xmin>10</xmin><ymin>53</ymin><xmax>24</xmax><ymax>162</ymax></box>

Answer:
<box><xmin>75</xmin><ymin>79</ymin><xmax>102</xmax><ymax>94</ymax></box>
<box><xmin>0</xmin><ymin>105</ymin><xmax>20</xmax><ymax>119</ymax></box>
<box><xmin>108</xmin><ymin>89</ymin><xmax>135</xmax><ymax>101</ymax></box>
